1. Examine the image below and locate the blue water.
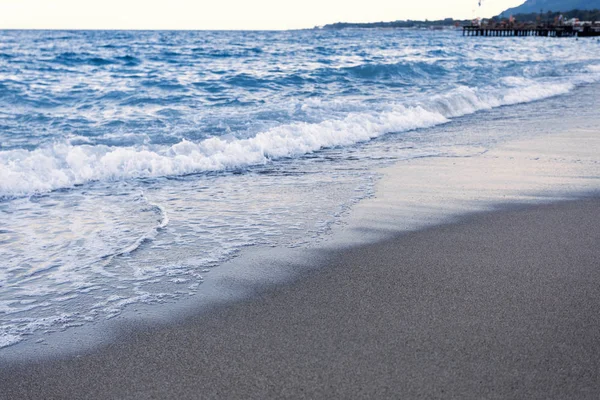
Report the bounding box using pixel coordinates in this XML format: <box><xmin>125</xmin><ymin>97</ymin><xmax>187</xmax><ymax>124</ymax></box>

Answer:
<box><xmin>1</xmin><ymin>29</ymin><xmax>600</xmax><ymax>348</ymax></box>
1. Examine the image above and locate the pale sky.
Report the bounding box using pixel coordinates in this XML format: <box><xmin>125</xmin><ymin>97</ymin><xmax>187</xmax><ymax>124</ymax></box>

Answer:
<box><xmin>0</xmin><ymin>0</ymin><xmax>526</xmax><ymax>30</ymax></box>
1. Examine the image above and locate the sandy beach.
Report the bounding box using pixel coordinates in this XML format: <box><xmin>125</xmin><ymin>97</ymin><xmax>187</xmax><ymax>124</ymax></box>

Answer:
<box><xmin>1</xmin><ymin>197</ymin><xmax>599</xmax><ymax>399</ymax></box>
<box><xmin>3</xmin><ymin>18</ymin><xmax>600</xmax><ymax>400</ymax></box>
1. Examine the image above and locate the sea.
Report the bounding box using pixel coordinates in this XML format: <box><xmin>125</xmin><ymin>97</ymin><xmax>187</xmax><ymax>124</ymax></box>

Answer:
<box><xmin>1</xmin><ymin>29</ymin><xmax>600</xmax><ymax>350</ymax></box>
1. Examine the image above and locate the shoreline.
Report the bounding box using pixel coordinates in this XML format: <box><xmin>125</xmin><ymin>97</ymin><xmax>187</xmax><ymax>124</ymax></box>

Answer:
<box><xmin>2</xmin><ymin>29</ymin><xmax>600</xmax><ymax>399</ymax></box>
<box><xmin>1</xmin><ymin>78</ymin><xmax>599</xmax><ymax>357</ymax></box>
<box><xmin>2</xmin><ymin>197</ymin><xmax>600</xmax><ymax>398</ymax></box>
<box><xmin>2</xmin><ymin>116</ymin><xmax>600</xmax><ymax>361</ymax></box>
<box><xmin>1</xmin><ymin>84</ymin><xmax>599</xmax><ymax>396</ymax></box>
<box><xmin>3</xmin><ymin>119</ymin><xmax>599</xmax><ymax>362</ymax></box>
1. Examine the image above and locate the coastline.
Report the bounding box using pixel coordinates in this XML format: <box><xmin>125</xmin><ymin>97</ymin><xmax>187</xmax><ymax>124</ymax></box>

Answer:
<box><xmin>1</xmin><ymin>197</ymin><xmax>599</xmax><ymax>399</ymax></box>
<box><xmin>1</xmin><ymin>84</ymin><xmax>600</xmax><ymax>397</ymax></box>
<box><xmin>3</xmin><ymin>27</ymin><xmax>600</xmax><ymax>399</ymax></box>
<box><xmin>3</xmin><ymin>119</ymin><xmax>599</xmax><ymax>362</ymax></box>
<box><xmin>2</xmin><ymin>30</ymin><xmax>600</xmax><ymax>355</ymax></box>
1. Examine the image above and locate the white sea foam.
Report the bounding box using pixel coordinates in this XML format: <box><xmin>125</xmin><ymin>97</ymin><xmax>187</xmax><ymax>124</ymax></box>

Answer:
<box><xmin>587</xmin><ymin>65</ymin><xmax>600</xmax><ymax>73</ymax></box>
<box><xmin>0</xmin><ymin>334</ymin><xmax>22</xmax><ymax>349</ymax></box>
<box><xmin>0</xmin><ymin>105</ymin><xmax>448</xmax><ymax>197</ymax></box>
<box><xmin>0</xmin><ymin>77</ymin><xmax>585</xmax><ymax>199</ymax></box>
<box><xmin>502</xmin><ymin>81</ymin><xmax>575</xmax><ymax>106</ymax></box>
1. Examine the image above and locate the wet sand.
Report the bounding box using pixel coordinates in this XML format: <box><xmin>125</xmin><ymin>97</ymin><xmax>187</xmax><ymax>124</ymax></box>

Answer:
<box><xmin>1</xmin><ymin>197</ymin><xmax>600</xmax><ymax>399</ymax></box>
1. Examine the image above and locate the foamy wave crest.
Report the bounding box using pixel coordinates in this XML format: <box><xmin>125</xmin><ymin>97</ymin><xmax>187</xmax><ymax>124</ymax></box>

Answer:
<box><xmin>0</xmin><ymin>77</ymin><xmax>589</xmax><ymax>198</ymax></box>
<box><xmin>501</xmin><ymin>79</ymin><xmax>575</xmax><ymax>105</ymax></box>
<box><xmin>433</xmin><ymin>78</ymin><xmax>574</xmax><ymax>115</ymax></box>
<box><xmin>0</xmin><ymin>106</ymin><xmax>448</xmax><ymax>197</ymax></box>
<box><xmin>587</xmin><ymin>65</ymin><xmax>600</xmax><ymax>73</ymax></box>
<box><xmin>0</xmin><ymin>333</ymin><xmax>22</xmax><ymax>349</ymax></box>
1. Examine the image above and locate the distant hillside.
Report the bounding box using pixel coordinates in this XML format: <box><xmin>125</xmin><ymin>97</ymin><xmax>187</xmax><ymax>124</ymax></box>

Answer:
<box><xmin>495</xmin><ymin>9</ymin><xmax>600</xmax><ymax>23</ymax></box>
<box><xmin>501</xmin><ymin>0</ymin><xmax>600</xmax><ymax>16</ymax></box>
<box><xmin>320</xmin><ymin>18</ymin><xmax>466</xmax><ymax>30</ymax></box>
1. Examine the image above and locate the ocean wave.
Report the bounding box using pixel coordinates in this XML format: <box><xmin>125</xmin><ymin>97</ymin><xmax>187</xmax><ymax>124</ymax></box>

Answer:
<box><xmin>0</xmin><ymin>106</ymin><xmax>446</xmax><ymax>198</ymax></box>
<box><xmin>340</xmin><ymin>61</ymin><xmax>448</xmax><ymax>80</ymax></box>
<box><xmin>50</xmin><ymin>52</ymin><xmax>116</xmax><ymax>67</ymax></box>
<box><xmin>115</xmin><ymin>55</ymin><xmax>142</xmax><ymax>66</ymax></box>
<box><xmin>45</xmin><ymin>52</ymin><xmax>143</xmax><ymax>68</ymax></box>
<box><xmin>0</xmin><ymin>75</ymin><xmax>590</xmax><ymax>199</ymax></box>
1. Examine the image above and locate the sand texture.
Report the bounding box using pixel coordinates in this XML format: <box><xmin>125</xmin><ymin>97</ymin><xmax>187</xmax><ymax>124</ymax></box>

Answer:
<box><xmin>1</xmin><ymin>198</ymin><xmax>600</xmax><ymax>399</ymax></box>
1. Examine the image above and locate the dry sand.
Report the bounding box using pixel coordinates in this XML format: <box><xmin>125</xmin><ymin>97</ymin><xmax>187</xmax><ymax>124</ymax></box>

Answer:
<box><xmin>1</xmin><ymin>198</ymin><xmax>599</xmax><ymax>399</ymax></box>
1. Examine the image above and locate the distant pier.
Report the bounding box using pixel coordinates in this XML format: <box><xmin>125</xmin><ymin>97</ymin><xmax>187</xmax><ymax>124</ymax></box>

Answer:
<box><xmin>463</xmin><ymin>25</ymin><xmax>600</xmax><ymax>38</ymax></box>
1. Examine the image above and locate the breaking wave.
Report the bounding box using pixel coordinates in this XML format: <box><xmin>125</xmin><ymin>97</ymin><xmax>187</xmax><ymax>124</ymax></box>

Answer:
<box><xmin>0</xmin><ymin>76</ymin><xmax>592</xmax><ymax>199</ymax></box>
